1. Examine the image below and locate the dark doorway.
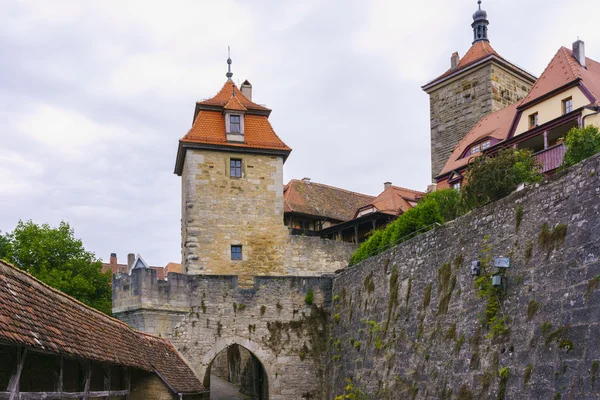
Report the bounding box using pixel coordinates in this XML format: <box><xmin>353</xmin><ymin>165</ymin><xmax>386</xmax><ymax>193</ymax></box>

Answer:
<box><xmin>205</xmin><ymin>344</ymin><xmax>268</xmax><ymax>400</ymax></box>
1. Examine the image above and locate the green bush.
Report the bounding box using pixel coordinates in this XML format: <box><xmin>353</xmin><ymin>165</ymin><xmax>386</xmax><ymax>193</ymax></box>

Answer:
<box><xmin>305</xmin><ymin>288</ymin><xmax>314</xmax><ymax>305</ymax></box>
<box><xmin>461</xmin><ymin>149</ymin><xmax>542</xmax><ymax>209</ymax></box>
<box><xmin>349</xmin><ymin>189</ymin><xmax>461</xmax><ymax>266</ymax></box>
<box><xmin>562</xmin><ymin>125</ymin><xmax>600</xmax><ymax>167</ymax></box>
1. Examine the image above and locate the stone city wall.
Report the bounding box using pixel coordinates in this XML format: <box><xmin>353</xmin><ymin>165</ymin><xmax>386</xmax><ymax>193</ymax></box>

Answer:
<box><xmin>113</xmin><ymin>270</ymin><xmax>334</xmax><ymax>400</ymax></box>
<box><xmin>284</xmin><ymin>235</ymin><xmax>358</xmax><ymax>276</ymax></box>
<box><xmin>326</xmin><ymin>153</ymin><xmax>600</xmax><ymax>399</ymax></box>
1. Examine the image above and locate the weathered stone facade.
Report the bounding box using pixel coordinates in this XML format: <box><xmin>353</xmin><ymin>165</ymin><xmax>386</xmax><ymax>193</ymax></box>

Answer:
<box><xmin>284</xmin><ymin>236</ymin><xmax>358</xmax><ymax>276</ymax></box>
<box><xmin>426</xmin><ymin>61</ymin><xmax>534</xmax><ymax>179</ymax></box>
<box><xmin>181</xmin><ymin>148</ymin><xmax>288</xmax><ymax>283</ymax></box>
<box><xmin>114</xmin><ymin>271</ymin><xmax>333</xmax><ymax>400</ymax></box>
<box><xmin>326</xmin><ymin>153</ymin><xmax>600</xmax><ymax>399</ymax></box>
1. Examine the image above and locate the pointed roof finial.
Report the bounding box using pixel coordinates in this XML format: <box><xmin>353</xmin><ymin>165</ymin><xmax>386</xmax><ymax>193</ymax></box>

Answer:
<box><xmin>226</xmin><ymin>46</ymin><xmax>233</xmax><ymax>81</ymax></box>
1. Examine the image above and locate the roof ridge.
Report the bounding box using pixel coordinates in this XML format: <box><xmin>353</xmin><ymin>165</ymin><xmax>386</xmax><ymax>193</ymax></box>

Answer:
<box><xmin>287</xmin><ymin>179</ymin><xmax>375</xmax><ymax>199</ymax></box>
<box><xmin>560</xmin><ymin>46</ymin><xmax>582</xmax><ymax>79</ymax></box>
<box><xmin>390</xmin><ymin>185</ymin><xmax>425</xmax><ymax>195</ymax></box>
<box><xmin>0</xmin><ymin>259</ymin><xmax>137</xmax><ymax>331</ymax></box>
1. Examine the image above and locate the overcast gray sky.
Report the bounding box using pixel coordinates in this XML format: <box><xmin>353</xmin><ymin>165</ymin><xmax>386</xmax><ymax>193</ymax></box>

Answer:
<box><xmin>1</xmin><ymin>0</ymin><xmax>598</xmax><ymax>266</ymax></box>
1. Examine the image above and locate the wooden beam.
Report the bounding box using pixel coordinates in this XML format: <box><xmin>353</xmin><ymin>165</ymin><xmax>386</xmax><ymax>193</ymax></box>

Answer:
<box><xmin>56</xmin><ymin>356</ymin><xmax>63</xmax><ymax>394</ymax></box>
<box><xmin>0</xmin><ymin>390</ymin><xmax>130</xmax><ymax>399</ymax></box>
<box><xmin>125</xmin><ymin>367</ymin><xmax>130</xmax><ymax>400</ymax></box>
<box><xmin>83</xmin><ymin>360</ymin><xmax>91</xmax><ymax>400</ymax></box>
<box><xmin>103</xmin><ymin>365</ymin><xmax>111</xmax><ymax>400</ymax></box>
<box><xmin>7</xmin><ymin>347</ymin><xmax>27</xmax><ymax>400</ymax></box>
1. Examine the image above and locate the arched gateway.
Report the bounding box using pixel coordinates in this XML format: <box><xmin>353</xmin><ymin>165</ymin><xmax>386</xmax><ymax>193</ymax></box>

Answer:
<box><xmin>113</xmin><ymin>270</ymin><xmax>333</xmax><ymax>400</ymax></box>
<box><xmin>202</xmin><ymin>339</ymin><xmax>270</xmax><ymax>399</ymax></box>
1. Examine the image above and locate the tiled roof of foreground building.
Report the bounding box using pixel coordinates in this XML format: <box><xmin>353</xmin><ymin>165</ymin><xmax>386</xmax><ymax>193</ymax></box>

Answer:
<box><xmin>284</xmin><ymin>179</ymin><xmax>375</xmax><ymax>222</ymax></box>
<box><xmin>0</xmin><ymin>259</ymin><xmax>205</xmax><ymax>395</ymax></box>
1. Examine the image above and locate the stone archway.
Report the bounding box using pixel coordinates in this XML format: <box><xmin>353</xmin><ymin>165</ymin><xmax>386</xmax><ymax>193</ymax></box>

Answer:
<box><xmin>201</xmin><ymin>337</ymin><xmax>272</xmax><ymax>399</ymax></box>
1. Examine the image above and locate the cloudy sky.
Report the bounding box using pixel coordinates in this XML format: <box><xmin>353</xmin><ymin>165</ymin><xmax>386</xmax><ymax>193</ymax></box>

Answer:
<box><xmin>1</xmin><ymin>0</ymin><xmax>598</xmax><ymax>266</ymax></box>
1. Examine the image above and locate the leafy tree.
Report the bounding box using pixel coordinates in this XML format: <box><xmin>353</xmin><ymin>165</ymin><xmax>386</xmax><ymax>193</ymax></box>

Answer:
<box><xmin>0</xmin><ymin>220</ymin><xmax>112</xmax><ymax>314</ymax></box>
<box><xmin>562</xmin><ymin>125</ymin><xmax>600</xmax><ymax>167</ymax></box>
<box><xmin>418</xmin><ymin>188</ymin><xmax>464</xmax><ymax>223</ymax></box>
<box><xmin>461</xmin><ymin>149</ymin><xmax>542</xmax><ymax>210</ymax></box>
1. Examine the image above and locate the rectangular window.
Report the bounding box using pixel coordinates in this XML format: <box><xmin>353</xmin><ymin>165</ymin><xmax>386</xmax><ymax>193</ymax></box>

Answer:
<box><xmin>470</xmin><ymin>144</ymin><xmax>481</xmax><ymax>154</ymax></box>
<box><xmin>562</xmin><ymin>97</ymin><xmax>573</xmax><ymax>114</ymax></box>
<box><xmin>529</xmin><ymin>112</ymin><xmax>539</xmax><ymax>128</ymax></box>
<box><xmin>231</xmin><ymin>245</ymin><xmax>242</xmax><ymax>260</ymax></box>
<box><xmin>230</xmin><ymin>159</ymin><xmax>242</xmax><ymax>178</ymax></box>
<box><xmin>481</xmin><ymin>140</ymin><xmax>491</xmax><ymax>150</ymax></box>
<box><xmin>230</xmin><ymin>115</ymin><xmax>241</xmax><ymax>133</ymax></box>
<box><xmin>465</xmin><ymin>94</ymin><xmax>471</xmax><ymax>103</ymax></box>
<box><xmin>452</xmin><ymin>181</ymin><xmax>461</xmax><ymax>191</ymax></box>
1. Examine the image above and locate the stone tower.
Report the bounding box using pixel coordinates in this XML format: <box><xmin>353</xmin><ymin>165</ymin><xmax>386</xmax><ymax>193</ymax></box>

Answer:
<box><xmin>174</xmin><ymin>57</ymin><xmax>292</xmax><ymax>283</ymax></box>
<box><xmin>422</xmin><ymin>0</ymin><xmax>537</xmax><ymax>180</ymax></box>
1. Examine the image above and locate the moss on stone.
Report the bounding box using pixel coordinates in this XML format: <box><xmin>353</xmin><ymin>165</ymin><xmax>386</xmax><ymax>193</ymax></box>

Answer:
<box><xmin>455</xmin><ymin>334</ymin><xmax>465</xmax><ymax>354</ymax></box>
<box><xmin>525</xmin><ymin>240</ymin><xmax>534</xmax><ymax>263</ymax></box>
<box><xmin>586</xmin><ymin>275</ymin><xmax>600</xmax><ymax>299</ymax></box>
<box><xmin>527</xmin><ymin>299</ymin><xmax>540</xmax><ymax>321</ymax></box>
<box><xmin>423</xmin><ymin>283</ymin><xmax>432</xmax><ymax>309</ymax></box>
<box><xmin>305</xmin><ymin>288</ymin><xmax>314</xmax><ymax>305</ymax></box>
<box><xmin>457</xmin><ymin>384</ymin><xmax>473</xmax><ymax>400</ymax></box>
<box><xmin>498</xmin><ymin>367</ymin><xmax>509</xmax><ymax>400</ymax></box>
<box><xmin>445</xmin><ymin>323</ymin><xmax>457</xmax><ymax>340</ymax></box>
<box><xmin>437</xmin><ymin>262</ymin><xmax>456</xmax><ymax>316</ymax></box>
<box><xmin>260</xmin><ymin>305</ymin><xmax>266</xmax><ymax>315</ymax></box>
<box><xmin>364</xmin><ymin>272</ymin><xmax>375</xmax><ymax>295</ymax></box>
<box><xmin>541</xmin><ymin>321</ymin><xmax>552</xmax><ymax>334</ymax></box>
<box><xmin>384</xmin><ymin>266</ymin><xmax>399</xmax><ymax>333</ymax></box>
<box><xmin>592</xmin><ymin>360</ymin><xmax>599</xmax><ymax>387</ymax></box>
<box><xmin>523</xmin><ymin>363</ymin><xmax>533</xmax><ymax>387</ymax></box>
<box><xmin>538</xmin><ymin>223</ymin><xmax>568</xmax><ymax>256</ymax></box>
<box><xmin>515</xmin><ymin>204</ymin><xmax>524</xmax><ymax>230</ymax></box>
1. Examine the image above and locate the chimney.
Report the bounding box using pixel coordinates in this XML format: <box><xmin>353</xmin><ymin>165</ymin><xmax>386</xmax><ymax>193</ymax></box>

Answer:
<box><xmin>302</xmin><ymin>177</ymin><xmax>311</xmax><ymax>183</ymax></box>
<box><xmin>110</xmin><ymin>253</ymin><xmax>117</xmax><ymax>266</ymax></box>
<box><xmin>451</xmin><ymin>52</ymin><xmax>460</xmax><ymax>70</ymax></box>
<box><xmin>127</xmin><ymin>253</ymin><xmax>135</xmax><ymax>271</ymax></box>
<box><xmin>573</xmin><ymin>40</ymin><xmax>586</xmax><ymax>68</ymax></box>
<box><xmin>384</xmin><ymin>182</ymin><xmax>392</xmax><ymax>190</ymax></box>
<box><xmin>427</xmin><ymin>183</ymin><xmax>438</xmax><ymax>193</ymax></box>
<box><xmin>241</xmin><ymin>80</ymin><xmax>252</xmax><ymax>100</ymax></box>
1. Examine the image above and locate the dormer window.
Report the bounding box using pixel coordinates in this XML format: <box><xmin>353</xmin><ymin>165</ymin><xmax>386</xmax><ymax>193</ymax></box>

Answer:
<box><xmin>481</xmin><ymin>140</ymin><xmax>490</xmax><ymax>150</ymax></box>
<box><xmin>225</xmin><ymin>112</ymin><xmax>244</xmax><ymax>142</ymax></box>
<box><xmin>230</xmin><ymin>115</ymin><xmax>241</xmax><ymax>133</ymax></box>
<box><xmin>470</xmin><ymin>144</ymin><xmax>481</xmax><ymax>155</ymax></box>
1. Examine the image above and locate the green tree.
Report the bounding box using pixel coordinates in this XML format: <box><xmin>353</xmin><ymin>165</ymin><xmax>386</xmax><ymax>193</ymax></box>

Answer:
<box><xmin>461</xmin><ymin>149</ymin><xmax>542</xmax><ymax>210</ymax></box>
<box><xmin>562</xmin><ymin>125</ymin><xmax>600</xmax><ymax>167</ymax></box>
<box><xmin>0</xmin><ymin>220</ymin><xmax>112</xmax><ymax>314</ymax></box>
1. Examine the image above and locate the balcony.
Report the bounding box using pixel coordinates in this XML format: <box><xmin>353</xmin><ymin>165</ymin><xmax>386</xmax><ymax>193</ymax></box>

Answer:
<box><xmin>534</xmin><ymin>144</ymin><xmax>566</xmax><ymax>173</ymax></box>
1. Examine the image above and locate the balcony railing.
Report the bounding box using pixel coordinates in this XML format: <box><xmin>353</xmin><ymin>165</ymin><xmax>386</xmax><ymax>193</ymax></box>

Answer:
<box><xmin>535</xmin><ymin>144</ymin><xmax>566</xmax><ymax>173</ymax></box>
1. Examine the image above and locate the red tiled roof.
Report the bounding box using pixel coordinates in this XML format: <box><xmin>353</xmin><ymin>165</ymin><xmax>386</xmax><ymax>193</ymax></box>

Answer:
<box><xmin>182</xmin><ymin>110</ymin><xmax>291</xmax><ymax>152</ymax></box>
<box><xmin>520</xmin><ymin>46</ymin><xmax>600</xmax><ymax>107</ymax></box>
<box><xmin>362</xmin><ymin>185</ymin><xmax>424</xmax><ymax>217</ymax></box>
<box><xmin>438</xmin><ymin>101</ymin><xmax>519</xmax><ymax>177</ymax></box>
<box><xmin>224</xmin><ymin>95</ymin><xmax>247</xmax><ymax>111</ymax></box>
<box><xmin>198</xmin><ymin>80</ymin><xmax>269</xmax><ymax>111</ymax></box>
<box><xmin>284</xmin><ymin>179</ymin><xmax>375</xmax><ymax>222</ymax></box>
<box><xmin>0</xmin><ymin>260</ymin><xmax>205</xmax><ymax>394</ymax></box>
<box><xmin>165</xmin><ymin>262</ymin><xmax>183</xmax><ymax>275</ymax></box>
<box><xmin>424</xmin><ymin>41</ymin><xmax>502</xmax><ymax>87</ymax></box>
<box><xmin>102</xmin><ymin>262</ymin><xmax>128</xmax><ymax>275</ymax></box>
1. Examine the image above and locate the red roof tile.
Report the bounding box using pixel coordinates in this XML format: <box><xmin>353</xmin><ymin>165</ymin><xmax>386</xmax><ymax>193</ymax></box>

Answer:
<box><xmin>224</xmin><ymin>95</ymin><xmax>248</xmax><ymax>111</ymax></box>
<box><xmin>362</xmin><ymin>185</ymin><xmax>424</xmax><ymax>216</ymax></box>
<box><xmin>424</xmin><ymin>41</ymin><xmax>502</xmax><ymax>87</ymax></box>
<box><xmin>0</xmin><ymin>260</ymin><xmax>205</xmax><ymax>394</ymax></box>
<box><xmin>438</xmin><ymin>102</ymin><xmax>519</xmax><ymax>177</ymax></box>
<box><xmin>284</xmin><ymin>180</ymin><xmax>375</xmax><ymax>222</ymax></box>
<box><xmin>198</xmin><ymin>80</ymin><xmax>269</xmax><ymax>111</ymax></box>
<box><xmin>182</xmin><ymin>110</ymin><xmax>291</xmax><ymax>152</ymax></box>
<box><xmin>520</xmin><ymin>46</ymin><xmax>600</xmax><ymax>107</ymax></box>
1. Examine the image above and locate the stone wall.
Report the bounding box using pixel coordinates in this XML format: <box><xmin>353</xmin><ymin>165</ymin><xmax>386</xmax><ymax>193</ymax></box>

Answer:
<box><xmin>326</xmin><ymin>153</ymin><xmax>600</xmax><ymax>399</ymax></box>
<box><xmin>284</xmin><ymin>236</ymin><xmax>358</xmax><ymax>276</ymax></box>
<box><xmin>427</xmin><ymin>60</ymin><xmax>534</xmax><ymax>179</ymax></box>
<box><xmin>181</xmin><ymin>149</ymin><xmax>288</xmax><ymax>283</ymax></box>
<box><xmin>113</xmin><ymin>270</ymin><xmax>334</xmax><ymax>400</ymax></box>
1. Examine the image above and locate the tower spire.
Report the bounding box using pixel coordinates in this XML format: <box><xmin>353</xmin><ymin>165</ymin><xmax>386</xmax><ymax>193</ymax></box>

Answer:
<box><xmin>226</xmin><ymin>46</ymin><xmax>233</xmax><ymax>81</ymax></box>
<box><xmin>471</xmin><ymin>0</ymin><xmax>489</xmax><ymax>44</ymax></box>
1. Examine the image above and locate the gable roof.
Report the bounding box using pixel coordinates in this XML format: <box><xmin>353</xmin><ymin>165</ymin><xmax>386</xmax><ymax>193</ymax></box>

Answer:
<box><xmin>438</xmin><ymin>101</ymin><xmax>519</xmax><ymax>177</ymax></box>
<box><xmin>0</xmin><ymin>260</ymin><xmax>205</xmax><ymax>394</ymax></box>
<box><xmin>283</xmin><ymin>180</ymin><xmax>375</xmax><ymax>222</ymax></box>
<box><xmin>423</xmin><ymin>41</ymin><xmax>535</xmax><ymax>90</ymax></box>
<box><xmin>358</xmin><ymin>185</ymin><xmax>424</xmax><ymax>217</ymax></box>
<box><xmin>519</xmin><ymin>46</ymin><xmax>600</xmax><ymax>108</ymax></box>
